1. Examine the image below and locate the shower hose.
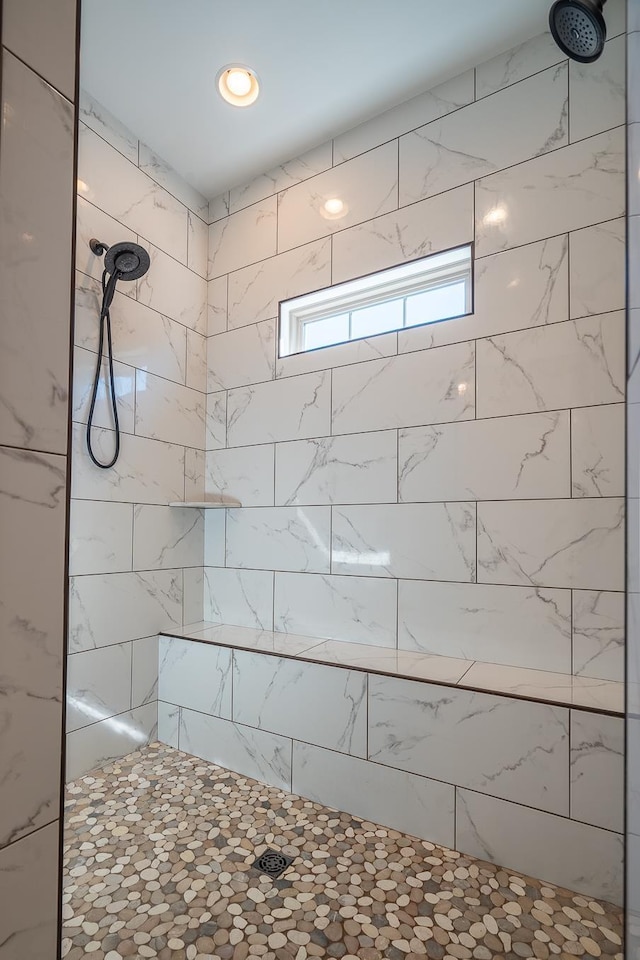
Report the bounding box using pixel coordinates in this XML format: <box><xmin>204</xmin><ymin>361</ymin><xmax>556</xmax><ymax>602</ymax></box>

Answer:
<box><xmin>86</xmin><ymin>267</ymin><xmax>122</xmax><ymax>469</ymax></box>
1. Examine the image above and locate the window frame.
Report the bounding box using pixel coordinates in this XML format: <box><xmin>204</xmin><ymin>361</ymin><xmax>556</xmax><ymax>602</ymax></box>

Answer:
<box><xmin>278</xmin><ymin>242</ymin><xmax>474</xmax><ymax>359</ymax></box>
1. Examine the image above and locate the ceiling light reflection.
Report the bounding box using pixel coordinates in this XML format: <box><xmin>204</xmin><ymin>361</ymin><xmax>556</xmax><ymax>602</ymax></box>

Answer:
<box><xmin>483</xmin><ymin>205</ymin><xmax>508</xmax><ymax>226</ymax></box>
<box><xmin>320</xmin><ymin>197</ymin><xmax>348</xmax><ymax>221</ymax></box>
<box><xmin>67</xmin><ymin>696</ymin><xmax>148</xmax><ymax>743</ymax></box>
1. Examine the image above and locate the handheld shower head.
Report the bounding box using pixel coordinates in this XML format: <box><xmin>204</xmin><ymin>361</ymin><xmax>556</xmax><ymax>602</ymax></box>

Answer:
<box><xmin>549</xmin><ymin>0</ymin><xmax>607</xmax><ymax>62</ymax></box>
<box><xmin>89</xmin><ymin>238</ymin><xmax>151</xmax><ymax>281</ymax></box>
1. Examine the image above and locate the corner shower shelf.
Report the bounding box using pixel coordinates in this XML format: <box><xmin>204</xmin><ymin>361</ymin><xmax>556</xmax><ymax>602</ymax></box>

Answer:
<box><xmin>168</xmin><ymin>497</ymin><xmax>242</xmax><ymax>508</ymax></box>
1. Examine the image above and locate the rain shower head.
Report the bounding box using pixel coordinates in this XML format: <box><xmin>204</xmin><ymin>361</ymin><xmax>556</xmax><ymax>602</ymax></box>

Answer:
<box><xmin>549</xmin><ymin>0</ymin><xmax>607</xmax><ymax>62</ymax></box>
<box><xmin>89</xmin><ymin>238</ymin><xmax>150</xmax><ymax>281</ymax></box>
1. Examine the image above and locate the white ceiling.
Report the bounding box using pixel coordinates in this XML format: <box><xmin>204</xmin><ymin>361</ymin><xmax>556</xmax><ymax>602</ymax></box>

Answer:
<box><xmin>80</xmin><ymin>0</ymin><xmax>552</xmax><ymax>200</ymax></box>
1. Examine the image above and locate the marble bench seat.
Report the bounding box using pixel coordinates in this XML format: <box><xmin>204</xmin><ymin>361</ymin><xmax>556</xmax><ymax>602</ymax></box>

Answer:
<box><xmin>163</xmin><ymin>620</ymin><xmax>624</xmax><ymax>715</ymax></box>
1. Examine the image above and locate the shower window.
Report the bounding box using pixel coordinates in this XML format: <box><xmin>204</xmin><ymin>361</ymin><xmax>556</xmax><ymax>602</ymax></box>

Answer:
<box><xmin>278</xmin><ymin>244</ymin><xmax>473</xmax><ymax>357</ymax></box>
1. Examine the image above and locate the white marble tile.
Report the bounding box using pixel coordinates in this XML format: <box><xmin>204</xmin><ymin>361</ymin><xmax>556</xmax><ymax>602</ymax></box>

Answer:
<box><xmin>229</xmin><ymin>141</ymin><xmax>333</xmax><ymax>214</ymax></box>
<box><xmin>183</xmin><ymin>568</ymin><xmax>204</xmax><ymax>626</ymax></box>
<box><xmin>477</xmin><ymin>313</ymin><xmax>625</xmax><ymax>418</ymax></box>
<box><xmin>475</xmin><ymin>31</ymin><xmax>563</xmax><ymax>99</ymax></box>
<box><xmin>203</xmin><ymin>509</ymin><xmax>225</xmax><ymax>567</ymax></box>
<box><xmin>79</xmin><ymin>124</ymin><xmax>188</xmax><ymax>262</ymax></box>
<box><xmin>570</xmin><ymin>711</ymin><xmax>624</xmax><ymax>832</ymax></box>
<box><xmin>332</xmin><ymin>503</ymin><xmax>475</xmax><ymax>581</ymax></box>
<box><xmin>208</xmin><ymin>196</ymin><xmax>277</xmax><ymax>278</ymax></box>
<box><xmin>132</xmin><ymin>635</ymin><xmax>158</xmax><ymax>708</ymax></box>
<box><xmin>137</xmin><ymin>240</ymin><xmax>207</xmax><ymax>334</ymax></box>
<box><xmin>233</xmin><ymin>651</ymin><xmax>367</xmax><ymax>757</ymax></box>
<box><xmin>69</xmin><ymin>569</ymin><xmax>182</xmax><ymax>652</ymax></box>
<box><xmin>398</xmin><ymin>236</ymin><xmax>569</xmax><ymax>354</ymax></box>
<box><xmin>461</xmin><ymin>661</ymin><xmax>623</xmax><ymax>713</ymax></box>
<box><xmin>332</xmin><ymin>342</ymin><xmax>474</xmax><ymax>435</ymax></box>
<box><xmin>66</xmin><ymin>644</ymin><xmax>132</xmax><ymax>733</ymax></box>
<box><xmin>276</xmin><ymin>431</ymin><xmax>397</xmax><ymax>506</ymax></box>
<box><xmin>573</xmin><ymin>590</ymin><xmax>625</xmax><ymax>682</ymax></box>
<box><xmin>158</xmin><ymin>701</ymin><xmax>180</xmax><ymax>748</ymax></box>
<box><xmin>66</xmin><ymin>702</ymin><xmax>157</xmax><ymax>781</ymax></box>
<box><xmin>178</xmin><ymin>622</ymin><xmax>320</xmax><ymax>656</ymax></box>
<box><xmin>293</xmin><ymin>741</ymin><xmax>455</xmax><ymax>848</ymax></box>
<box><xmin>571</xmin><ymin>404</ymin><xmax>624</xmax><ymax>497</ymax></box>
<box><xmin>228</xmin><ymin>238</ymin><xmax>331</xmax><ymax>330</ymax></box>
<box><xmin>226</xmin><ymin>506</ymin><xmax>331</xmax><ymax>574</ymax></box>
<box><xmin>71</xmin><ymin>423</ymin><xmax>185</xmax><ymax>505</ymax></box>
<box><xmin>399</xmin><ymin>581</ymin><xmax>571</xmax><ymax>673</ymax></box>
<box><xmin>369</xmin><ymin>675</ymin><xmax>569</xmax><ymax>813</ymax></box>
<box><xmin>3</xmin><ymin>0</ymin><xmax>76</xmax><ymax>96</ymax></box>
<box><xmin>133</xmin><ymin>504</ymin><xmax>204</xmax><ymax>570</ymax></box>
<box><xmin>400</xmin><ymin>64</ymin><xmax>568</xmax><ymax>205</ymax></box>
<box><xmin>209</xmin><ymin>192</ymin><xmax>230</xmax><ymax>223</ymax></box>
<box><xmin>208</xmin><ymin>319</ymin><xmax>276</xmax><ymax>391</ymax></box>
<box><xmin>0</xmin><ymin>820</ymin><xmax>61</xmax><ymax>959</ymax></box>
<box><xmin>570</xmin><ymin>35</ymin><xmax>626</xmax><ymax>142</ymax></box>
<box><xmin>188</xmin><ymin>210</ymin><xmax>208</xmax><ymax>279</ymax></box>
<box><xmin>79</xmin><ymin>90</ymin><xmax>138</xmax><ymax>162</ymax></box>
<box><xmin>206</xmin><ymin>391</ymin><xmax>227</xmax><ymax>450</ymax></box>
<box><xmin>139</xmin><ymin>141</ymin><xmax>209</xmax><ymax>218</ymax></box>
<box><xmin>203</xmin><ymin>567</ymin><xmax>274</xmax><ymax>630</ymax></box>
<box><xmin>179</xmin><ymin>707</ymin><xmax>292</xmax><ymax>792</ymax></box>
<box><xmin>277</xmin><ymin>332</ymin><xmax>398</xmax><ymax>379</ymax></box>
<box><xmin>455</xmin><ymin>788</ymin><xmax>623</xmax><ymax>905</ymax></box>
<box><xmin>159</xmin><ymin>636</ymin><xmax>231</xmax><ymax>717</ymax></box>
<box><xmin>186</xmin><ymin>329</ymin><xmax>207</xmax><ymax>393</ymax></box>
<box><xmin>227</xmin><ymin>371</ymin><xmax>331</xmax><ymax>446</ymax></box>
<box><xmin>475</xmin><ymin>128</ymin><xmax>625</xmax><ymax>256</ymax></box>
<box><xmin>208</xmin><ymin>276</ymin><xmax>228</xmax><ymax>336</ymax></box>
<box><xmin>72</xmin><ymin>345</ymin><xmax>135</xmax><ymax>435</ymax></box>
<box><xmin>399</xmin><ymin>412</ymin><xmax>570</xmax><ymax>503</ymax></box>
<box><xmin>74</xmin><ymin>273</ymin><xmax>188</xmax><ymax>385</ymax></box>
<box><xmin>569</xmin><ymin>219</ymin><xmax>626</xmax><ymax>319</ymax></box>
<box><xmin>69</xmin><ymin>499</ymin><xmax>133</xmax><ymax>576</ymax></box>
<box><xmin>206</xmin><ymin>445</ymin><xmax>275</xmax><ymax>507</ymax></box>
<box><xmin>308</xmin><ymin>640</ymin><xmax>472</xmax><ymax>684</ymax></box>
<box><xmin>334</xmin><ymin>70</ymin><xmax>475</xmax><ymax>163</ymax></box>
<box><xmin>0</xmin><ymin>52</ymin><xmax>73</xmax><ymax>454</ymax></box>
<box><xmin>277</xmin><ymin>142</ymin><xmax>398</xmax><ymax>253</ymax></box>
<box><xmin>0</xmin><ymin>447</ymin><xmax>65</xmax><ymax>847</ymax></box>
<box><xmin>134</xmin><ymin>371</ymin><xmax>205</xmax><ymax>449</ymax></box>
<box><xmin>76</xmin><ymin>197</ymin><xmax>137</xmax><ymax>292</ymax></box>
<box><xmin>274</xmin><ymin>572</ymin><xmax>397</xmax><ymax>647</ymax></box>
<box><xmin>477</xmin><ymin>498</ymin><xmax>624</xmax><ymax>591</ymax></box>
<box><xmin>332</xmin><ymin>184</ymin><xmax>473</xmax><ymax>285</ymax></box>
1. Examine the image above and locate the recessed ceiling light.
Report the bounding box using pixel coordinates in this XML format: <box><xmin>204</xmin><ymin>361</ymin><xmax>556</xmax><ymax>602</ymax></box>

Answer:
<box><xmin>217</xmin><ymin>65</ymin><xmax>260</xmax><ymax>107</ymax></box>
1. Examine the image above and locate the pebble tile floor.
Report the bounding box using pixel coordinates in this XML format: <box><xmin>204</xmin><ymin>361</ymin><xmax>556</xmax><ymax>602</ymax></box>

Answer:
<box><xmin>63</xmin><ymin>742</ymin><xmax>624</xmax><ymax>960</ymax></box>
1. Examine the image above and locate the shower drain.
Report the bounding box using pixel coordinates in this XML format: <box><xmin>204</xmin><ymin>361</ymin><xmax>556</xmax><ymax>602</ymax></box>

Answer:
<box><xmin>252</xmin><ymin>848</ymin><xmax>295</xmax><ymax>879</ymax></box>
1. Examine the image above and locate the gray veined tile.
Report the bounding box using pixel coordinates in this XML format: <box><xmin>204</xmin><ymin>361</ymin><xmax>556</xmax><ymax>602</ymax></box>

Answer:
<box><xmin>203</xmin><ymin>567</ymin><xmax>274</xmax><ymax>631</ymax></box>
<box><xmin>186</xmin><ymin>328</ymin><xmax>208</xmax><ymax>393</ymax></box>
<box><xmin>398</xmin><ymin>580</ymin><xmax>572</xmax><ymax>673</ymax></box>
<box><xmin>477</xmin><ymin>498</ymin><xmax>624</xmax><ymax>591</ymax></box>
<box><xmin>188</xmin><ymin>210</ymin><xmax>209</xmax><ymax>279</ymax></box>
<box><xmin>475</xmin><ymin>31</ymin><xmax>564</xmax><ymax>99</ymax></box>
<box><xmin>158</xmin><ymin>701</ymin><xmax>180</xmax><ymax>748</ymax></box>
<box><xmin>307</xmin><ymin>640</ymin><xmax>472</xmax><ymax>684</ymax></box>
<box><xmin>159</xmin><ymin>636</ymin><xmax>232</xmax><ymax>717</ymax></box>
<box><xmin>0</xmin><ymin>821</ymin><xmax>61</xmax><ymax>959</ymax></box>
<box><xmin>136</xmin><ymin>240</ymin><xmax>207</xmax><ymax>335</ymax></box>
<box><xmin>80</xmin><ymin>90</ymin><xmax>138</xmax><ymax>163</ymax></box>
<box><xmin>134</xmin><ymin>370</ymin><xmax>205</xmax><ymax>449</ymax></box>
<box><xmin>569</xmin><ymin>34</ymin><xmax>626</xmax><ymax>143</ymax></box>
<box><xmin>398</xmin><ymin>412</ymin><xmax>570</xmax><ymax>503</ymax></box>
<box><xmin>275</xmin><ymin>431</ymin><xmax>397</xmax><ymax>506</ymax></box>
<box><xmin>570</xmin><ymin>711</ymin><xmax>624</xmax><ymax>832</ymax></box>
<box><xmin>72</xmin><ymin>344</ymin><xmax>135</xmax><ymax>435</ymax></box>
<box><xmin>232</xmin><ymin>651</ymin><xmax>367</xmax><ymax>757</ymax></box>
<box><xmin>277</xmin><ymin>332</ymin><xmax>397</xmax><ymax>380</ymax></box>
<box><xmin>179</xmin><ymin>708</ymin><xmax>292</xmax><ymax>792</ymax></box>
<box><xmin>460</xmin><ymin>661</ymin><xmax>623</xmax><ymax>713</ymax></box>
<box><xmin>331</xmin><ymin>503</ymin><xmax>476</xmax><ymax>582</ymax></box>
<box><xmin>178</xmin><ymin>622</ymin><xmax>320</xmax><ymax>657</ymax></box>
<box><xmin>206</xmin><ymin>391</ymin><xmax>227</xmax><ymax>451</ymax></box>
<box><xmin>227</xmin><ymin>371</ymin><xmax>331</xmax><ymax>447</ymax></box>
<box><xmin>209</xmin><ymin>192</ymin><xmax>230</xmax><ymax>223</ymax></box>
<box><xmin>400</xmin><ymin>63</ymin><xmax>568</xmax><ymax>205</ymax></box>
<box><xmin>292</xmin><ymin>742</ymin><xmax>456</xmax><ymax>849</ymax></box>
<box><xmin>133</xmin><ymin>504</ymin><xmax>204</xmax><ymax>571</ymax></box>
<box><xmin>571</xmin><ymin>404</ymin><xmax>624</xmax><ymax>498</ymax></box>
<box><xmin>65</xmin><ymin>702</ymin><xmax>158</xmax><ymax>781</ymax></box>
<box><xmin>208</xmin><ymin>196</ymin><xmax>277</xmax><ymax>278</ymax></box>
<box><xmin>208</xmin><ymin>276</ymin><xmax>228</xmax><ymax>336</ymax></box>
<box><xmin>183</xmin><ymin>568</ymin><xmax>205</xmax><ymax>626</ymax></box>
<box><xmin>228</xmin><ymin>141</ymin><xmax>333</xmax><ymax>214</ymax></box>
<box><xmin>66</xmin><ymin>644</ymin><xmax>133</xmax><ymax>733</ymax></box>
<box><xmin>139</xmin><ymin>141</ymin><xmax>209</xmax><ymax>218</ymax></box>
<box><xmin>204</xmin><ymin>510</ymin><xmax>226</xmax><ymax>567</ymax></box>
<box><xmin>475</xmin><ymin>127</ymin><xmax>625</xmax><ymax>256</ymax></box>
<box><xmin>132</xmin><ymin>635</ymin><xmax>159</xmax><ymax>708</ymax></box>
<box><xmin>368</xmin><ymin>674</ymin><xmax>569</xmax><ymax>814</ymax></box>
<box><xmin>476</xmin><ymin>313</ymin><xmax>625</xmax><ymax>419</ymax></box>
<box><xmin>206</xmin><ymin>444</ymin><xmax>275</xmax><ymax>507</ymax></box>
<box><xmin>207</xmin><ymin>319</ymin><xmax>276</xmax><ymax>392</ymax></box>
<box><xmin>226</xmin><ymin>506</ymin><xmax>331</xmax><ymax>574</ymax></box>
<box><xmin>76</xmin><ymin>198</ymin><xmax>137</xmax><ymax>293</ymax></box>
<box><xmin>274</xmin><ymin>572</ymin><xmax>397</xmax><ymax>648</ymax></box>
<box><xmin>569</xmin><ymin>219</ymin><xmax>626</xmax><ymax>319</ymax></box>
<box><xmin>573</xmin><ymin>590</ymin><xmax>625</xmax><ymax>682</ymax></box>
<box><xmin>68</xmin><ymin>499</ymin><xmax>133</xmax><ymax>576</ymax></box>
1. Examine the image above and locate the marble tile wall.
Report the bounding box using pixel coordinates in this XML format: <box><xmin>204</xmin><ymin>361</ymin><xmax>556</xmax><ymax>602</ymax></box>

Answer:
<box><xmin>203</xmin><ymin>18</ymin><xmax>627</xmax><ymax>685</ymax></box>
<box><xmin>627</xmin><ymin>0</ymin><xmax>640</xmax><ymax>952</ymax></box>
<box><xmin>67</xmin><ymin>91</ymin><xmax>209</xmax><ymax>778</ymax></box>
<box><xmin>0</xmin><ymin>0</ymin><xmax>78</xmax><ymax>955</ymax></box>
<box><xmin>157</xmin><ymin>634</ymin><xmax>625</xmax><ymax>905</ymax></box>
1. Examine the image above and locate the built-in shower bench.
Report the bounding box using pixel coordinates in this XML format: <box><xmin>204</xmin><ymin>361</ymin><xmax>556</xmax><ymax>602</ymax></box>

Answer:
<box><xmin>157</xmin><ymin>622</ymin><xmax>625</xmax><ymax>906</ymax></box>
